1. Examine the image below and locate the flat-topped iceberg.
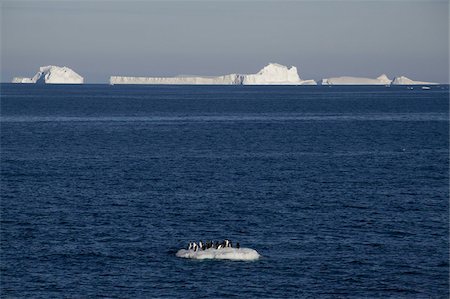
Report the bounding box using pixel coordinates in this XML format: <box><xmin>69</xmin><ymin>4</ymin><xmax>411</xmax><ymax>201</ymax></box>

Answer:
<box><xmin>321</xmin><ymin>74</ymin><xmax>438</xmax><ymax>85</ymax></box>
<box><xmin>391</xmin><ymin>76</ymin><xmax>437</xmax><ymax>85</ymax></box>
<box><xmin>111</xmin><ymin>74</ymin><xmax>243</xmax><ymax>85</ymax></box>
<box><xmin>12</xmin><ymin>66</ymin><xmax>84</xmax><ymax>84</ymax></box>
<box><xmin>321</xmin><ymin>74</ymin><xmax>391</xmax><ymax>85</ymax></box>
<box><xmin>110</xmin><ymin>63</ymin><xmax>316</xmax><ymax>85</ymax></box>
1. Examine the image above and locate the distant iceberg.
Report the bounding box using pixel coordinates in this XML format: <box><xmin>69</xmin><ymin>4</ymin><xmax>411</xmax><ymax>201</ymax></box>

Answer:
<box><xmin>391</xmin><ymin>76</ymin><xmax>437</xmax><ymax>85</ymax></box>
<box><xmin>110</xmin><ymin>63</ymin><xmax>317</xmax><ymax>85</ymax></box>
<box><xmin>241</xmin><ymin>63</ymin><xmax>316</xmax><ymax>85</ymax></box>
<box><xmin>321</xmin><ymin>74</ymin><xmax>392</xmax><ymax>85</ymax></box>
<box><xmin>321</xmin><ymin>74</ymin><xmax>438</xmax><ymax>85</ymax></box>
<box><xmin>12</xmin><ymin>66</ymin><xmax>84</xmax><ymax>84</ymax></box>
<box><xmin>110</xmin><ymin>74</ymin><xmax>243</xmax><ymax>85</ymax></box>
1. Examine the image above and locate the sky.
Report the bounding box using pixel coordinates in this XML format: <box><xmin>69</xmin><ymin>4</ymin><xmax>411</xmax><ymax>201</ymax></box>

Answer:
<box><xmin>1</xmin><ymin>0</ymin><xmax>449</xmax><ymax>83</ymax></box>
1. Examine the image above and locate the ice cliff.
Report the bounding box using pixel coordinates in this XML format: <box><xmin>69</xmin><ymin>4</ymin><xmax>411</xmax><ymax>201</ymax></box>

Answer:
<box><xmin>12</xmin><ymin>66</ymin><xmax>84</xmax><ymax>84</ymax></box>
<box><xmin>110</xmin><ymin>74</ymin><xmax>243</xmax><ymax>85</ymax></box>
<box><xmin>110</xmin><ymin>63</ymin><xmax>317</xmax><ymax>85</ymax></box>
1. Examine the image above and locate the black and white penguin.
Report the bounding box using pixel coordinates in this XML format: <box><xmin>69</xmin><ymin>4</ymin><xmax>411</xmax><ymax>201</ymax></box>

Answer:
<box><xmin>199</xmin><ymin>241</ymin><xmax>204</xmax><ymax>250</ymax></box>
<box><xmin>224</xmin><ymin>239</ymin><xmax>230</xmax><ymax>247</ymax></box>
<box><xmin>188</xmin><ymin>242</ymin><xmax>193</xmax><ymax>250</ymax></box>
<box><xmin>193</xmin><ymin>242</ymin><xmax>198</xmax><ymax>251</ymax></box>
<box><xmin>236</xmin><ymin>242</ymin><xmax>240</xmax><ymax>249</ymax></box>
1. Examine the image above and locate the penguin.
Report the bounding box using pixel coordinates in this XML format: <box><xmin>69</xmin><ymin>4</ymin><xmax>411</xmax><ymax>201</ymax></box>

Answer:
<box><xmin>229</xmin><ymin>241</ymin><xmax>233</xmax><ymax>248</ymax></box>
<box><xmin>217</xmin><ymin>244</ymin><xmax>223</xmax><ymax>249</ymax></box>
<box><xmin>236</xmin><ymin>242</ymin><xmax>240</xmax><ymax>249</ymax></box>
<box><xmin>224</xmin><ymin>239</ymin><xmax>230</xmax><ymax>247</ymax></box>
<box><xmin>188</xmin><ymin>242</ymin><xmax>192</xmax><ymax>250</ymax></box>
<box><xmin>193</xmin><ymin>242</ymin><xmax>198</xmax><ymax>251</ymax></box>
<box><xmin>214</xmin><ymin>241</ymin><xmax>219</xmax><ymax>249</ymax></box>
<box><xmin>199</xmin><ymin>241</ymin><xmax>204</xmax><ymax>250</ymax></box>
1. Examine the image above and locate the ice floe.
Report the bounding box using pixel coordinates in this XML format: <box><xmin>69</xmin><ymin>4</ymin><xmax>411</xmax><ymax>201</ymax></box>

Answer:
<box><xmin>176</xmin><ymin>247</ymin><xmax>261</xmax><ymax>261</ymax></box>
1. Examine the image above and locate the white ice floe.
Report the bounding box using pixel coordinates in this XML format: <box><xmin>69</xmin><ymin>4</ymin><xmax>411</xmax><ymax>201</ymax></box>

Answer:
<box><xmin>110</xmin><ymin>63</ymin><xmax>316</xmax><ymax>85</ymax></box>
<box><xmin>321</xmin><ymin>74</ymin><xmax>392</xmax><ymax>85</ymax></box>
<box><xmin>391</xmin><ymin>76</ymin><xmax>437</xmax><ymax>85</ymax></box>
<box><xmin>12</xmin><ymin>66</ymin><xmax>84</xmax><ymax>84</ymax></box>
<box><xmin>176</xmin><ymin>247</ymin><xmax>261</xmax><ymax>261</ymax></box>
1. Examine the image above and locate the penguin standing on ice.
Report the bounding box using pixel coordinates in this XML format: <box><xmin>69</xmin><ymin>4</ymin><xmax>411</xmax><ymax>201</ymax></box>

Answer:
<box><xmin>236</xmin><ymin>242</ymin><xmax>240</xmax><ymax>249</ymax></box>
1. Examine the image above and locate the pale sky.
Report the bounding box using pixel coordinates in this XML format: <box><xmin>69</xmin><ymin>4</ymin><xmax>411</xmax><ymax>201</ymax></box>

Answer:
<box><xmin>1</xmin><ymin>0</ymin><xmax>449</xmax><ymax>83</ymax></box>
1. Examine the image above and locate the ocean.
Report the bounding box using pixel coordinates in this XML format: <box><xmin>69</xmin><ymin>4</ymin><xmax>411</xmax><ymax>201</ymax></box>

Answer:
<box><xmin>1</xmin><ymin>84</ymin><xmax>448</xmax><ymax>298</ymax></box>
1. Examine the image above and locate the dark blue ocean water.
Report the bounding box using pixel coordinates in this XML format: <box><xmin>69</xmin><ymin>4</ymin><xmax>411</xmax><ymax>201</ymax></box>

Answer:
<box><xmin>1</xmin><ymin>84</ymin><xmax>449</xmax><ymax>298</ymax></box>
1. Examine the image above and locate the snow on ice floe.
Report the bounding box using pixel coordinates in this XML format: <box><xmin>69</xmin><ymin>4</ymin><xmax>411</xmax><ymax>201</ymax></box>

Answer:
<box><xmin>110</xmin><ymin>63</ymin><xmax>317</xmax><ymax>85</ymax></box>
<box><xmin>12</xmin><ymin>66</ymin><xmax>84</xmax><ymax>84</ymax></box>
<box><xmin>176</xmin><ymin>247</ymin><xmax>261</xmax><ymax>261</ymax></box>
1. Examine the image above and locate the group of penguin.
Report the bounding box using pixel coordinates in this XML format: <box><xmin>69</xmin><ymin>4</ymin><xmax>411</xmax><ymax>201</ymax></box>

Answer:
<box><xmin>187</xmin><ymin>239</ymin><xmax>240</xmax><ymax>251</ymax></box>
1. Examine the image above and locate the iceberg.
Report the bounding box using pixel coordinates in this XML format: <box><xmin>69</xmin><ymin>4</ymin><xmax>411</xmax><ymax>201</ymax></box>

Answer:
<box><xmin>391</xmin><ymin>76</ymin><xmax>437</xmax><ymax>85</ymax></box>
<box><xmin>110</xmin><ymin>74</ymin><xmax>243</xmax><ymax>85</ymax></box>
<box><xmin>321</xmin><ymin>74</ymin><xmax>438</xmax><ymax>86</ymax></box>
<box><xmin>176</xmin><ymin>247</ymin><xmax>261</xmax><ymax>261</ymax></box>
<box><xmin>321</xmin><ymin>74</ymin><xmax>391</xmax><ymax>85</ymax></box>
<box><xmin>241</xmin><ymin>63</ymin><xmax>316</xmax><ymax>85</ymax></box>
<box><xmin>12</xmin><ymin>66</ymin><xmax>84</xmax><ymax>84</ymax></box>
<box><xmin>110</xmin><ymin>63</ymin><xmax>316</xmax><ymax>85</ymax></box>
<box><xmin>11</xmin><ymin>77</ymin><xmax>35</xmax><ymax>84</ymax></box>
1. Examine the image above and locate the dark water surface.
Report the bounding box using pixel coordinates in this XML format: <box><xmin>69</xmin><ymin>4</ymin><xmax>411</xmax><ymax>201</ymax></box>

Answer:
<box><xmin>1</xmin><ymin>84</ymin><xmax>448</xmax><ymax>298</ymax></box>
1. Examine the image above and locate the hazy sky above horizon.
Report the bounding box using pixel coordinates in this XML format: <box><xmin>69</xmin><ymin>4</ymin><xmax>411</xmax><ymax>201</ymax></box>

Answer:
<box><xmin>1</xmin><ymin>0</ymin><xmax>448</xmax><ymax>83</ymax></box>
